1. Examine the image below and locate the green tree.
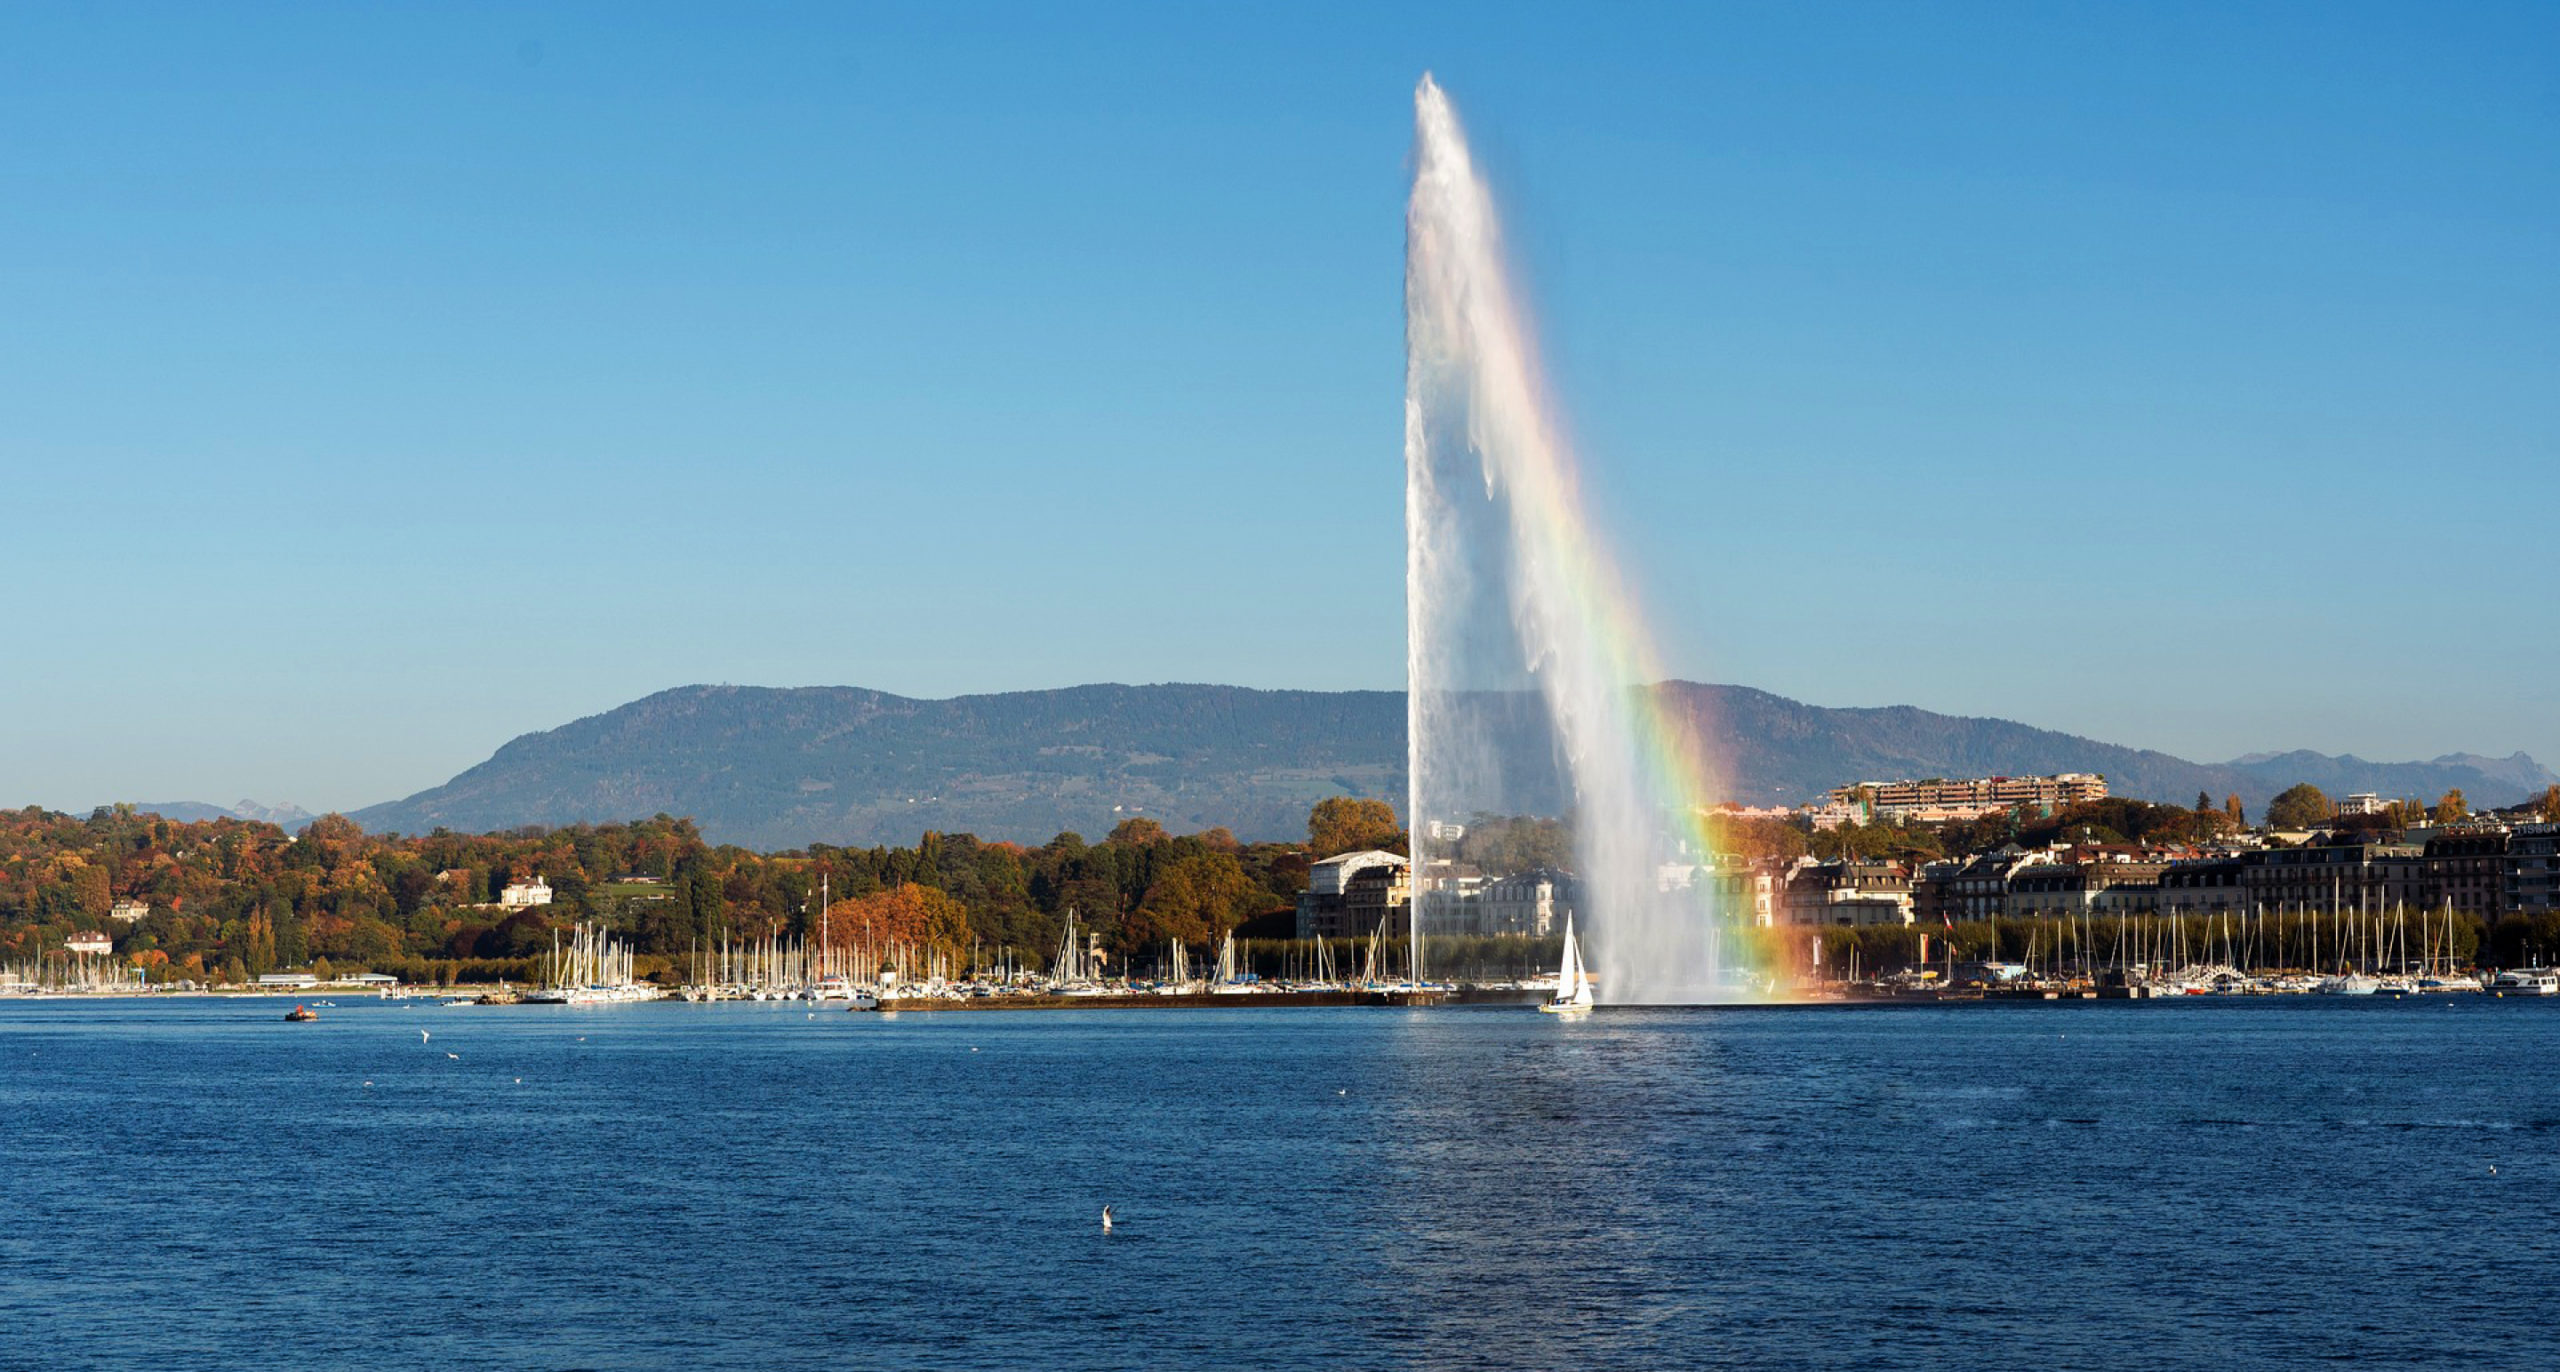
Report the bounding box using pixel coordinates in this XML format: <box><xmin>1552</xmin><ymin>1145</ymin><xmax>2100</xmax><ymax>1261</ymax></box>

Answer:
<box><xmin>1307</xmin><ymin>797</ymin><xmax>1403</xmax><ymax>856</ymax></box>
<box><xmin>2264</xmin><ymin>784</ymin><xmax>2331</xmax><ymax>830</ymax></box>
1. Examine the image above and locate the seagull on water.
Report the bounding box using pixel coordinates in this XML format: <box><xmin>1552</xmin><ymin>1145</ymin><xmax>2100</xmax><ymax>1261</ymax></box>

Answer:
<box><xmin>445</xmin><ymin>1052</ymin><xmax>460</xmax><ymax>1060</ymax></box>
<box><xmin>420</xmin><ymin>1029</ymin><xmax>430</xmax><ymax>1043</ymax></box>
<box><xmin>1101</xmin><ymin>1205</ymin><xmax>1113</xmax><ymax>1234</ymax></box>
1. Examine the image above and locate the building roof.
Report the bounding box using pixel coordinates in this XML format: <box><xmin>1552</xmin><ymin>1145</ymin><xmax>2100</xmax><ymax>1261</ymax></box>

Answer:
<box><xmin>1310</xmin><ymin>849</ymin><xmax>1407</xmax><ymax>871</ymax></box>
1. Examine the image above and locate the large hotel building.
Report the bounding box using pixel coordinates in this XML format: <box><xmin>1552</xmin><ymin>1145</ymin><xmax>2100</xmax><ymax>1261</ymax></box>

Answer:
<box><xmin>1829</xmin><ymin>772</ymin><xmax>2109</xmax><ymax>822</ymax></box>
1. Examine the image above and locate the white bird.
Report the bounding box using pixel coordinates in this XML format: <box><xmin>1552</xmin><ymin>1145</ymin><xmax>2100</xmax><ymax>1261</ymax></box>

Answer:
<box><xmin>1101</xmin><ymin>1205</ymin><xmax>1114</xmax><ymax>1234</ymax></box>
<box><xmin>420</xmin><ymin>1030</ymin><xmax>430</xmax><ymax>1043</ymax></box>
<box><xmin>445</xmin><ymin>1052</ymin><xmax>460</xmax><ymax>1060</ymax></box>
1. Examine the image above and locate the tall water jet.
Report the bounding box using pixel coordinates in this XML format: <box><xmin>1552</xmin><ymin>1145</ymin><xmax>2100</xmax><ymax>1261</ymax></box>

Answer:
<box><xmin>1405</xmin><ymin>74</ymin><xmax>1741</xmax><ymax>1003</ymax></box>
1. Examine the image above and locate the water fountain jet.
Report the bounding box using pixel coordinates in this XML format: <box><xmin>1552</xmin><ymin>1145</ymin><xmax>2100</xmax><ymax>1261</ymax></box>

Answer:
<box><xmin>1404</xmin><ymin>75</ymin><xmax>1755</xmax><ymax>1003</ymax></box>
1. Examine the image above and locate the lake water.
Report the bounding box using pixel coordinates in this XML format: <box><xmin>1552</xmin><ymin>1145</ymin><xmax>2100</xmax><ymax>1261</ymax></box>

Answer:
<box><xmin>4</xmin><ymin>996</ymin><xmax>2556</xmax><ymax>1369</ymax></box>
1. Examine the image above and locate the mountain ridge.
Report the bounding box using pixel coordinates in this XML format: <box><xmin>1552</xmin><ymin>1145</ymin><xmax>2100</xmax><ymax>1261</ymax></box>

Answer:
<box><xmin>343</xmin><ymin>682</ymin><xmax>2555</xmax><ymax>847</ymax></box>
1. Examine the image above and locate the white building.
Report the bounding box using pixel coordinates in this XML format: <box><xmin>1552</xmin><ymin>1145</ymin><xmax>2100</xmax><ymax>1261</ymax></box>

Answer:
<box><xmin>1477</xmin><ymin>870</ymin><xmax>1575</xmax><ymax>936</ymax></box>
<box><xmin>1706</xmin><ymin>856</ymin><xmax>1780</xmax><ymax>927</ymax></box>
<box><xmin>109</xmin><ymin>899</ymin><xmax>152</xmax><ymax>923</ymax></box>
<box><xmin>64</xmin><ymin>931</ymin><xmax>112</xmax><ymax>956</ymax></box>
<box><xmin>2337</xmin><ymin>793</ymin><xmax>2389</xmax><ymax>817</ymax></box>
<box><xmin>499</xmin><ymin>876</ymin><xmax>554</xmax><ymax>908</ymax></box>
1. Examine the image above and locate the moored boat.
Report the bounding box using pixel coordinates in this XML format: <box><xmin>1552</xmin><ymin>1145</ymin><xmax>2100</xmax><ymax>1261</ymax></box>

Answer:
<box><xmin>2488</xmin><ymin>969</ymin><xmax>2559</xmax><ymax>996</ymax></box>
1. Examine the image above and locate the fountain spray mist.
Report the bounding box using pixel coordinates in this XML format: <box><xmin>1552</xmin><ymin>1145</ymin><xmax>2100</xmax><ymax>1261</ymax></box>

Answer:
<box><xmin>1405</xmin><ymin>75</ymin><xmax>1744</xmax><ymax>1003</ymax></box>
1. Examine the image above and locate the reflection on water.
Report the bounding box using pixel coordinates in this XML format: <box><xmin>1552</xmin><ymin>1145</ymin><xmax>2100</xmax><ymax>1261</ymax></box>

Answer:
<box><xmin>1</xmin><ymin>998</ymin><xmax>2553</xmax><ymax>1369</ymax></box>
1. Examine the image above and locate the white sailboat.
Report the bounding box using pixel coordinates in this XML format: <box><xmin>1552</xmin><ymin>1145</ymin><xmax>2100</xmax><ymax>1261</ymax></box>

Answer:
<box><xmin>1539</xmin><ymin>913</ymin><xmax>1595</xmax><ymax>1016</ymax></box>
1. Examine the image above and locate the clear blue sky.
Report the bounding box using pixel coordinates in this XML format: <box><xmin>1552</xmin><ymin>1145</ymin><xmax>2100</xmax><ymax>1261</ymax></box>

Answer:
<box><xmin>4</xmin><ymin>1</ymin><xmax>2553</xmax><ymax>813</ymax></box>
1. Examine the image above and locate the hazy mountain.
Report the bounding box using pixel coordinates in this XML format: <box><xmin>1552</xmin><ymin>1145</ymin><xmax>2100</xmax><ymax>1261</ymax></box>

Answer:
<box><xmin>347</xmin><ymin>682</ymin><xmax>2556</xmax><ymax>848</ymax></box>
<box><xmin>126</xmin><ymin>799</ymin><xmax>318</xmax><ymax>828</ymax></box>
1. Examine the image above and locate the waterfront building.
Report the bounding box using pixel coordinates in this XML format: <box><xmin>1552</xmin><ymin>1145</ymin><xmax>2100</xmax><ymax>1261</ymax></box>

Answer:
<box><xmin>1910</xmin><ymin>859</ymin><xmax>1966</xmax><ymax>926</ymax></box>
<box><xmin>2156</xmin><ymin>857</ymin><xmax>2249</xmax><ymax>917</ymax></box>
<box><xmin>1413</xmin><ymin>858</ymin><xmax>1487</xmax><ymax>934</ymax></box>
<box><xmin>1345</xmin><ymin>860</ymin><xmax>1414</xmax><ymax>940</ymax></box>
<box><xmin>1782</xmin><ymin>860</ymin><xmax>1912</xmax><ymax>927</ymax></box>
<box><xmin>63</xmin><ymin>931</ymin><xmax>111</xmax><ymax>956</ymax></box>
<box><xmin>1476</xmin><ymin>869</ymin><xmax>1575</xmax><ymax>936</ymax></box>
<box><xmin>256</xmin><ymin>972</ymin><xmax>318</xmax><ymax>989</ymax></box>
<box><xmin>1296</xmin><ymin>850</ymin><xmax>1409</xmax><ymax>940</ymax></box>
<box><xmin>2241</xmin><ymin>840</ymin><xmax>2424</xmax><ymax>914</ymax></box>
<box><xmin>2508</xmin><ymin>825</ymin><xmax>2560</xmax><ymax>914</ymax></box>
<box><xmin>1945</xmin><ymin>849</ymin><xmax>2044</xmax><ymax>922</ymax></box>
<box><xmin>2002</xmin><ymin>855</ymin><xmax>2164</xmax><ymax>920</ymax></box>
<box><xmin>1697</xmin><ymin>856</ymin><xmax>1779</xmax><ymax>927</ymax></box>
<box><xmin>2424</xmin><ymin>829</ymin><xmax>2510</xmax><ymax>918</ymax></box>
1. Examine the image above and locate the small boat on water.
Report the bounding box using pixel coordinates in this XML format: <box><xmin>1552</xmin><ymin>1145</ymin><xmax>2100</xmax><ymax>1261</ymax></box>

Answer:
<box><xmin>2488</xmin><ymin>969</ymin><xmax>2560</xmax><ymax>996</ymax></box>
<box><xmin>284</xmin><ymin>1004</ymin><xmax>318</xmax><ymax>1022</ymax></box>
<box><xmin>1539</xmin><ymin>914</ymin><xmax>1595</xmax><ymax>1017</ymax></box>
<box><xmin>2314</xmin><ymin>973</ymin><xmax>2380</xmax><ymax>996</ymax></box>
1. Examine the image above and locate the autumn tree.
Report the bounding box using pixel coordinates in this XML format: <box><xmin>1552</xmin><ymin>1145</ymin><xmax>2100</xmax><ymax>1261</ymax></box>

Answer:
<box><xmin>2264</xmin><ymin>784</ymin><xmax>2331</xmax><ymax>830</ymax></box>
<box><xmin>1106</xmin><ymin>817</ymin><xmax>1169</xmax><ymax>847</ymax></box>
<box><xmin>2224</xmin><ymin>794</ymin><xmax>2245</xmax><ymax>826</ymax></box>
<box><xmin>2434</xmin><ymin>789</ymin><xmax>2469</xmax><ymax>823</ymax></box>
<box><xmin>2543</xmin><ymin>785</ymin><xmax>2560</xmax><ymax>821</ymax></box>
<box><xmin>1124</xmin><ymin>853</ymin><xmax>1267</xmax><ymax>951</ymax></box>
<box><xmin>825</xmin><ymin>883</ymin><xmax>971</xmax><ymax>963</ymax></box>
<box><xmin>1308</xmin><ymin>797</ymin><xmax>1403</xmax><ymax>857</ymax></box>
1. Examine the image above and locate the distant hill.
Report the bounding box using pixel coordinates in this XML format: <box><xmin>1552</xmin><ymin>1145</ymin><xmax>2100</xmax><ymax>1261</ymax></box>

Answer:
<box><xmin>348</xmin><ymin>682</ymin><xmax>2555</xmax><ymax>847</ymax></box>
<box><xmin>126</xmin><ymin>799</ymin><xmax>317</xmax><ymax>829</ymax></box>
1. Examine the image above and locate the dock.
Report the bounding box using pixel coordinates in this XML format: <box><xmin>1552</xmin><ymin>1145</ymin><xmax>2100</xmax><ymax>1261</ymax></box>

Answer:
<box><xmin>869</xmin><ymin>987</ymin><xmax>1551</xmax><ymax>1012</ymax></box>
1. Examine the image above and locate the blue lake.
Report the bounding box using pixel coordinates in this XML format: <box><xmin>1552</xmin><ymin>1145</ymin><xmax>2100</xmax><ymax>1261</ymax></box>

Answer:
<box><xmin>4</xmin><ymin>996</ymin><xmax>2556</xmax><ymax>1369</ymax></box>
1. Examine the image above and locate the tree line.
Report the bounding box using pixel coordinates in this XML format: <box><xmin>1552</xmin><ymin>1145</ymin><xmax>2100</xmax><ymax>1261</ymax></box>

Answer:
<box><xmin>0</xmin><ymin>798</ymin><xmax>1405</xmax><ymax>985</ymax></box>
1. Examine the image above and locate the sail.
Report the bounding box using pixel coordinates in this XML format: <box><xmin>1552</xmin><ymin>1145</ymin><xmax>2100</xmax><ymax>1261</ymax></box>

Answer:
<box><xmin>1556</xmin><ymin>914</ymin><xmax>1584</xmax><ymax>1003</ymax></box>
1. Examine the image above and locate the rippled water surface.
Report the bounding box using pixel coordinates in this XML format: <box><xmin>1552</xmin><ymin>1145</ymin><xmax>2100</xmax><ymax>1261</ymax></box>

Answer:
<box><xmin>5</xmin><ymin>996</ymin><xmax>2557</xmax><ymax>1369</ymax></box>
